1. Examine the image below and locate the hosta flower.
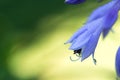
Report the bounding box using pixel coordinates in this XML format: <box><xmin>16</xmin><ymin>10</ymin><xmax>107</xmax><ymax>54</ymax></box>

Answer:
<box><xmin>115</xmin><ymin>47</ymin><xmax>120</xmax><ymax>79</ymax></box>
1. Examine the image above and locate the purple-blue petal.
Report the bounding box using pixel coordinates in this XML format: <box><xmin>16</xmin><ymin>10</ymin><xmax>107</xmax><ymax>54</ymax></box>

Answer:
<box><xmin>102</xmin><ymin>15</ymin><xmax>118</xmax><ymax>38</ymax></box>
<box><xmin>65</xmin><ymin>0</ymin><xmax>86</xmax><ymax>5</ymax></box>
<box><xmin>115</xmin><ymin>47</ymin><xmax>120</xmax><ymax>78</ymax></box>
<box><xmin>69</xmin><ymin>30</ymin><xmax>91</xmax><ymax>50</ymax></box>
<box><xmin>69</xmin><ymin>17</ymin><xmax>103</xmax><ymax>50</ymax></box>
<box><xmin>65</xmin><ymin>16</ymin><xmax>100</xmax><ymax>44</ymax></box>
<box><xmin>102</xmin><ymin>1</ymin><xmax>119</xmax><ymax>38</ymax></box>
<box><xmin>86</xmin><ymin>0</ymin><xmax>116</xmax><ymax>23</ymax></box>
<box><xmin>81</xmin><ymin>24</ymin><xmax>102</xmax><ymax>61</ymax></box>
<box><xmin>65</xmin><ymin>27</ymin><xmax>87</xmax><ymax>44</ymax></box>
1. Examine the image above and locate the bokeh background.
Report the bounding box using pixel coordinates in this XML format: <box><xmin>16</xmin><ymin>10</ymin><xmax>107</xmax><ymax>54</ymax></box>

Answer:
<box><xmin>0</xmin><ymin>0</ymin><xmax>120</xmax><ymax>80</ymax></box>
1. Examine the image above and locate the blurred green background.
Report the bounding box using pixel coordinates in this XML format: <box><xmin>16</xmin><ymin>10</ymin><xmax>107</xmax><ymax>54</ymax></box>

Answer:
<box><xmin>0</xmin><ymin>0</ymin><xmax>120</xmax><ymax>80</ymax></box>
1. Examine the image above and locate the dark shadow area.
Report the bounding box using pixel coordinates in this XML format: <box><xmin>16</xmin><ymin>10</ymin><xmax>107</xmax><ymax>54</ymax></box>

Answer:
<box><xmin>0</xmin><ymin>0</ymin><xmax>68</xmax><ymax>80</ymax></box>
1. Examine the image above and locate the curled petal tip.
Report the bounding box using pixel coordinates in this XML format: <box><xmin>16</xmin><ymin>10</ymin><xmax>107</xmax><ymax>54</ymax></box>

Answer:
<box><xmin>64</xmin><ymin>40</ymin><xmax>71</xmax><ymax>44</ymax></box>
<box><xmin>81</xmin><ymin>57</ymin><xmax>85</xmax><ymax>62</ymax></box>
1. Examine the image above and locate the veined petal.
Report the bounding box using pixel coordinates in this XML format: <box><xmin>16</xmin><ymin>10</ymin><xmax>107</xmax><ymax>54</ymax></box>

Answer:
<box><xmin>115</xmin><ymin>47</ymin><xmax>120</xmax><ymax>78</ymax></box>
<box><xmin>69</xmin><ymin>30</ymin><xmax>91</xmax><ymax>50</ymax></box>
<box><xmin>81</xmin><ymin>25</ymin><xmax>102</xmax><ymax>61</ymax></box>
<box><xmin>65</xmin><ymin>17</ymin><xmax>102</xmax><ymax>44</ymax></box>
<box><xmin>81</xmin><ymin>34</ymin><xmax>95</xmax><ymax>61</ymax></box>
<box><xmin>65</xmin><ymin>27</ymin><xmax>87</xmax><ymax>44</ymax></box>
<box><xmin>86</xmin><ymin>0</ymin><xmax>116</xmax><ymax>23</ymax></box>
<box><xmin>102</xmin><ymin>13</ymin><xmax>118</xmax><ymax>38</ymax></box>
<box><xmin>69</xmin><ymin>17</ymin><xmax>104</xmax><ymax>50</ymax></box>
<box><xmin>65</xmin><ymin>0</ymin><xmax>86</xmax><ymax>4</ymax></box>
<box><xmin>102</xmin><ymin>1</ymin><xmax>119</xmax><ymax>38</ymax></box>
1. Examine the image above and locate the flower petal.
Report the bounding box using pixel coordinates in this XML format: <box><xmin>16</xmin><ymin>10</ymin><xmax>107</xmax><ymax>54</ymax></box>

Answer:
<box><xmin>115</xmin><ymin>47</ymin><xmax>120</xmax><ymax>78</ymax></box>
<box><xmin>102</xmin><ymin>1</ymin><xmax>119</xmax><ymax>38</ymax></box>
<box><xmin>65</xmin><ymin>27</ymin><xmax>87</xmax><ymax>44</ymax></box>
<box><xmin>69</xmin><ymin>30</ymin><xmax>91</xmax><ymax>50</ymax></box>
<box><xmin>81</xmin><ymin>25</ymin><xmax>102</xmax><ymax>61</ymax></box>
<box><xmin>69</xmin><ymin>17</ymin><xmax>103</xmax><ymax>50</ymax></box>
<box><xmin>65</xmin><ymin>17</ymin><xmax>100</xmax><ymax>44</ymax></box>
<box><xmin>86</xmin><ymin>0</ymin><xmax>116</xmax><ymax>23</ymax></box>
<box><xmin>102</xmin><ymin>15</ymin><xmax>118</xmax><ymax>38</ymax></box>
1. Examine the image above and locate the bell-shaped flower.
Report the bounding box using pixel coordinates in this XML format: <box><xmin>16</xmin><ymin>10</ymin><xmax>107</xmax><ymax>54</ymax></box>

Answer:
<box><xmin>115</xmin><ymin>47</ymin><xmax>120</xmax><ymax>79</ymax></box>
<box><xmin>65</xmin><ymin>0</ymin><xmax>120</xmax><ymax>64</ymax></box>
<box><xmin>65</xmin><ymin>17</ymin><xmax>105</xmax><ymax>64</ymax></box>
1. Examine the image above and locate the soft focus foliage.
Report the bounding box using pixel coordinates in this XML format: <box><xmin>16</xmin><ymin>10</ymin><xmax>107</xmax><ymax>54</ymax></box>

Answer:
<box><xmin>0</xmin><ymin>0</ymin><xmax>120</xmax><ymax>80</ymax></box>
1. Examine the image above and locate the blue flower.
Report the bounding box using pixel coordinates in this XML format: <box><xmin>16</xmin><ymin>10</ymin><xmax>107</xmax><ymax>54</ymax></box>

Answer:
<box><xmin>64</xmin><ymin>0</ymin><xmax>86</xmax><ymax>4</ymax></box>
<box><xmin>65</xmin><ymin>0</ymin><xmax>120</xmax><ymax>63</ymax></box>
<box><xmin>86</xmin><ymin>0</ymin><xmax>120</xmax><ymax>38</ymax></box>
<box><xmin>65</xmin><ymin>17</ymin><xmax>104</xmax><ymax>64</ymax></box>
<box><xmin>115</xmin><ymin>47</ymin><xmax>120</xmax><ymax>79</ymax></box>
<box><xmin>86</xmin><ymin>0</ymin><xmax>116</xmax><ymax>23</ymax></box>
